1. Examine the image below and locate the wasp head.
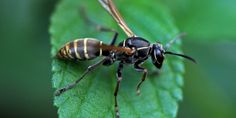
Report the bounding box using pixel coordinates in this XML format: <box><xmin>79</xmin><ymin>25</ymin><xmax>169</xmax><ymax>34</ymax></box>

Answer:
<box><xmin>151</xmin><ymin>42</ymin><xmax>196</xmax><ymax>69</ymax></box>
<box><xmin>151</xmin><ymin>43</ymin><xmax>165</xmax><ymax>69</ymax></box>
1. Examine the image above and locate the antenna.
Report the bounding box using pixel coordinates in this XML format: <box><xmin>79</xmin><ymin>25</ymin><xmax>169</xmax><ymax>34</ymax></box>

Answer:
<box><xmin>164</xmin><ymin>51</ymin><xmax>196</xmax><ymax>63</ymax></box>
<box><xmin>164</xmin><ymin>32</ymin><xmax>187</xmax><ymax>50</ymax></box>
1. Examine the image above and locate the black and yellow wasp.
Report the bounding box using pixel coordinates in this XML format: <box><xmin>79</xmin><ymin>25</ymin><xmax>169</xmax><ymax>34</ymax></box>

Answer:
<box><xmin>55</xmin><ymin>0</ymin><xmax>195</xmax><ymax>117</ymax></box>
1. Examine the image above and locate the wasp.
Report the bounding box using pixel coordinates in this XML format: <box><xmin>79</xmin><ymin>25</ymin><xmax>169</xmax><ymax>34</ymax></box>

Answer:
<box><xmin>55</xmin><ymin>0</ymin><xmax>196</xmax><ymax>117</ymax></box>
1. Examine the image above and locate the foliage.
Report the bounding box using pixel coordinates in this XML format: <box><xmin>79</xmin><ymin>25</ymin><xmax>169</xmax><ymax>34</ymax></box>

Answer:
<box><xmin>50</xmin><ymin>0</ymin><xmax>185</xmax><ymax>117</ymax></box>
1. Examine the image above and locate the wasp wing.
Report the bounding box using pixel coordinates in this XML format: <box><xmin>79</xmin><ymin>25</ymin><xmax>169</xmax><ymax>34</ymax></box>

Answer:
<box><xmin>99</xmin><ymin>44</ymin><xmax>133</xmax><ymax>55</ymax></box>
<box><xmin>98</xmin><ymin>0</ymin><xmax>136</xmax><ymax>37</ymax></box>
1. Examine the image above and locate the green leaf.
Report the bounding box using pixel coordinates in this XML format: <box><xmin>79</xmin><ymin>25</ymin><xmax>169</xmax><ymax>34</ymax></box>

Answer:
<box><xmin>50</xmin><ymin>0</ymin><xmax>184</xmax><ymax>117</ymax></box>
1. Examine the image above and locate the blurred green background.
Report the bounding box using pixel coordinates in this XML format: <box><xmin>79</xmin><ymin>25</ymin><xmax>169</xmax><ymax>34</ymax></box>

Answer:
<box><xmin>0</xmin><ymin>0</ymin><xmax>235</xmax><ymax>118</ymax></box>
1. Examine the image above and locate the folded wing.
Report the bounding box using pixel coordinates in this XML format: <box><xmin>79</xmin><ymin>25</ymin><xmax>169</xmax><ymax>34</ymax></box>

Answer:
<box><xmin>98</xmin><ymin>0</ymin><xmax>136</xmax><ymax>37</ymax></box>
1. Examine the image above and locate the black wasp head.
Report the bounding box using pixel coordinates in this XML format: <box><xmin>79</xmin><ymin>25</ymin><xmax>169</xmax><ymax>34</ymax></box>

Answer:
<box><xmin>151</xmin><ymin>42</ymin><xmax>196</xmax><ymax>69</ymax></box>
<box><xmin>151</xmin><ymin>43</ymin><xmax>165</xmax><ymax>69</ymax></box>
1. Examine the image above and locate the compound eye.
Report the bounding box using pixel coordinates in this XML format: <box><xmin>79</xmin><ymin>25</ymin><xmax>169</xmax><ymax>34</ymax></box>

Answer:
<box><xmin>156</xmin><ymin>49</ymin><xmax>161</xmax><ymax>56</ymax></box>
<box><xmin>151</xmin><ymin>49</ymin><xmax>164</xmax><ymax>69</ymax></box>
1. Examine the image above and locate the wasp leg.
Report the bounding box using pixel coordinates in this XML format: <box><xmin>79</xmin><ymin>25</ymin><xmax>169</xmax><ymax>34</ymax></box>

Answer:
<box><xmin>109</xmin><ymin>31</ymin><xmax>118</xmax><ymax>46</ymax></box>
<box><xmin>114</xmin><ymin>62</ymin><xmax>123</xmax><ymax>118</ymax></box>
<box><xmin>134</xmin><ymin>62</ymin><xmax>148</xmax><ymax>96</ymax></box>
<box><xmin>80</xmin><ymin>7</ymin><xmax>118</xmax><ymax>45</ymax></box>
<box><xmin>54</xmin><ymin>58</ymin><xmax>107</xmax><ymax>96</ymax></box>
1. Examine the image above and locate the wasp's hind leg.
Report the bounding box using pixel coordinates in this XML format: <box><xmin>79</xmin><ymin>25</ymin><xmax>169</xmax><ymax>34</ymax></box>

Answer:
<box><xmin>54</xmin><ymin>58</ymin><xmax>108</xmax><ymax>96</ymax></box>
<box><xmin>114</xmin><ymin>62</ymin><xmax>124</xmax><ymax>118</ymax></box>
<box><xmin>80</xmin><ymin>7</ymin><xmax>118</xmax><ymax>45</ymax></box>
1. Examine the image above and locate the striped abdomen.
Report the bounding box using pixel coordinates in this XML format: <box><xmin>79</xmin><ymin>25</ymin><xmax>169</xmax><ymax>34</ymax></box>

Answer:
<box><xmin>57</xmin><ymin>38</ymin><xmax>107</xmax><ymax>60</ymax></box>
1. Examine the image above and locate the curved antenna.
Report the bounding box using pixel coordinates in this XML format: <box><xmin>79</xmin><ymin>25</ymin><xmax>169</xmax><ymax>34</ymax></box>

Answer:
<box><xmin>164</xmin><ymin>51</ymin><xmax>196</xmax><ymax>63</ymax></box>
<box><xmin>98</xmin><ymin>0</ymin><xmax>136</xmax><ymax>37</ymax></box>
<box><xmin>164</xmin><ymin>32</ymin><xmax>187</xmax><ymax>50</ymax></box>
